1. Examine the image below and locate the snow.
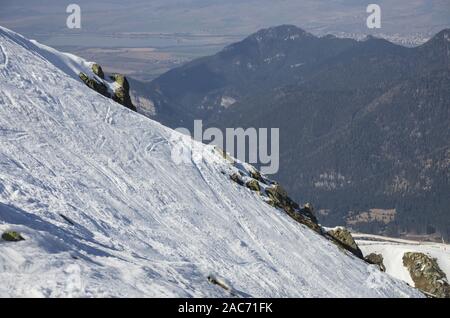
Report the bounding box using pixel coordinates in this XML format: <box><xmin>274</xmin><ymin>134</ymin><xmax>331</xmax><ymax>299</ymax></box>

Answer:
<box><xmin>285</xmin><ymin>34</ymin><xmax>300</xmax><ymax>41</ymax></box>
<box><xmin>27</xmin><ymin>34</ymin><xmax>116</xmax><ymax>95</ymax></box>
<box><xmin>263</xmin><ymin>53</ymin><xmax>285</xmax><ymax>64</ymax></box>
<box><xmin>0</xmin><ymin>44</ymin><xmax>7</xmax><ymax>68</ymax></box>
<box><xmin>290</xmin><ymin>63</ymin><xmax>304</xmax><ymax>68</ymax></box>
<box><xmin>29</xmin><ymin>39</ymin><xmax>95</xmax><ymax>82</ymax></box>
<box><xmin>220</xmin><ymin>96</ymin><xmax>236</xmax><ymax>108</ymax></box>
<box><xmin>355</xmin><ymin>233</ymin><xmax>450</xmax><ymax>288</ymax></box>
<box><xmin>0</xmin><ymin>25</ymin><xmax>422</xmax><ymax>298</ymax></box>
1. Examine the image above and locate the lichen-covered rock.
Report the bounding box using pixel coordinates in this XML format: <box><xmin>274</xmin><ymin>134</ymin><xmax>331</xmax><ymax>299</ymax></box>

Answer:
<box><xmin>327</xmin><ymin>227</ymin><xmax>364</xmax><ymax>259</ymax></box>
<box><xmin>265</xmin><ymin>185</ymin><xmax>288</xmax><ymax>210</ymax></box>
<box><xmin>79</xmin><ymin>65</ymin><xmax>137</xmax><ymax>112</ymax></box>
<box><xmin>299</xmin><ymin>203</ymin><xmax>318</xmax><ymax>224</ymax></box>
<box><xmin>2</xmin><ymin>231</ymin><xmax>25</xmax><ymax>242</ymax></box>
<box><xmin>303</xmin><ymin>203</ymin><xmax>314</xmax><ymax>213</ymax></box>
<box><xmin>245</xmin><ymin>179</ymin><xmax>260</xmax><ymax>192</ymax></box>
<box><xmin>91</xmin><ymin>63</ymin><xmax>105</xmax><ymax>79</ymax></box>
<box><xmin>110</xmin><ymin>74</ymin><xmax>127</xmax><ymax>87</ymax></box>
<box><xmin>79</xmin><ymin>72</ymin><xmax>110</xmax><ymax>98</ymax></box>
<box><xmin>249</xmin><ymin>169</ymin><xmax>266</xmax><ymax>184</ymax></box>
<box><xmin>403</xmin><ymin>252</ymin><xmax>450</xmax><ymax>298</ymax></box>
<box><xmin>286</xmin><ymin>209</ymin><xmax>322</xmax><ymax>233</ymax></box>
<box><xmin>265</xmin><ymin>184</ymin><xmax>288</xmax><ymax>205</ymax></box>
<box><xmin>207</xmin><ymin>275</ymin><xmax>229</xmax><ymax>291</ymax></box>
<box><xmin>265</xmin><ymin>185</ymin><xmax>321</xmax><ymax>233</ymax></box>
<box><xmin>230</xmin><ymin>173</ymin><xmax>244</xmax><ymax>186</ymax></box>
<box><xmin>110</xmin><ymin>74</ymin><xmax>136</xmax><ymax>111</ymax></box>
<box><xmin>365</xmin><ymin>253</ymin><xmax>386</xmax><ymax>272</ymax></box>
<box><xmin>265</xmin><ymin>198</ymin><xmax>277</xmax><ymax>207</ymax></box>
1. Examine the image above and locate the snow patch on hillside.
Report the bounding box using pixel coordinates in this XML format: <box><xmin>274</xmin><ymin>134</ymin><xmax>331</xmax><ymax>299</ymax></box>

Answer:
<box><xmin>220</xmin><ymin>96</ymin><xmax>236</xmax><ymax>108</ymax></box>
<box><xmin>355</xmin><ymin>233</ymin><xmax>450</xmax><ymax>288</ymax></box>
<box><xmin>0</xmin><ymin>27</ymin><xmax>116</xmax><ymax>95</ymax></box>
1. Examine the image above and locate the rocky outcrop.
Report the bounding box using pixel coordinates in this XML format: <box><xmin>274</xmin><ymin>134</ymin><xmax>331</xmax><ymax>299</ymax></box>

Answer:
<box><xmin>403</xmin><ymin>252</ymin><xmax>450</xmax><ymax>298</ymax></box>
<box><xmin>365</xmin><ymin>253</ymin><xmax>386</xmax><ymax>272</ymax></box>
<box><xmin>265</xmin><ymin>185</ymin><xmax>321</xmax><ymax>233</ymax></box>
<box><xmin>78</xmin><ymin>64</ymin><xmax>136</xmax><ymax>112</ymax></box>
<box><xmin>110</xmin><ymin>74</ymin><xmax>137</xmax><ymax>112</ymax></box>
<box><xmin>226</xmin><ymin>156</ymin><xmax>321</xmax><ymax>234</ymax></box>
<box><xmin>230</xmin><ymin>173</ymin><xmax>244</xmax><ymax>186</ymax></box>
<box><xmin>2</xmin><ymin>231</ymin><xmax>25</xmax><ymax>242</ymax></box>
<box><xmin>326</xmin><ymin>227</ymin><xmax>364</xmax><ymax>259</ymax></box>
<box><xmin>245</xmin><ymin>179</ymin><xmax>260</xmax><ymax>192</ymax></box>
<box><xmin>207</xmin><ymin>275</ymin><xmax>231</xmax><ymax>292</ymax></box>
<box><xmin>249</xmin><ymin>169</ymin><xmax>264</xmax><ymax>183</ymax></box>
<box><xmin>299</xmin><ymin>203</ymin><xmax>318</xmax><ymax>225</ymax></box>
<box><xmin>91</xmin><ymin>63</ymin><xmax>105</xmax><ymax>79</ymax></box>
<box><xmin>79</xmin><ymin>72</ymin><xmax>110</xmax><ymax>98</ymax></box>
<box><xmin>224</xmin><ymin>152</ymin><xmax>368</xmax><ymax>260</ymax></box>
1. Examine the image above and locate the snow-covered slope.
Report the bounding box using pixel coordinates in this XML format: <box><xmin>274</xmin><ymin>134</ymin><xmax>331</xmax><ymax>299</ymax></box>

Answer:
<box><xmin>355</xmin><ymin>234</ymin><xmax>450</xmax><ymax>287</ymax></box>
<box><xmin>8</xmin><ymin>31</ymin><xmax>117</xmax><ymax>95</ymax></box>
<box><xmin>0</xmin><ymin>26</ymin><xmax>422</xmax><ymax>298</ymax></box>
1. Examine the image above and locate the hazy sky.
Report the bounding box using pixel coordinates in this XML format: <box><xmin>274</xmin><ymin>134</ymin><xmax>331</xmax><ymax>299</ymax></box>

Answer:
<box><xmin>1</xmin><ymin>0</ymin><xmax>449</xmax><ymax>42</ymax></box>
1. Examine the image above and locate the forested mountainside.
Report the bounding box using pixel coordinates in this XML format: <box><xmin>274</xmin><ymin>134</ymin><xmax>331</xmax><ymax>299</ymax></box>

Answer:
<box><xmin>140</xmin><ymin>25</ymin><xmax>450</xmax><ymax>239</ymax></box>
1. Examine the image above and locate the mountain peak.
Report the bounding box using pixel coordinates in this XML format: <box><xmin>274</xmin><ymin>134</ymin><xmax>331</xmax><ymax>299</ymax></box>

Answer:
<box><xmin>221</xmin><ymin>25</ymin><xmax>315</xmax><ymax>56</ymax></box>
<box><xmin>421</xmin><ymin>28</ymin><xmax>450</xmax><ymax>48</ymax></box>
<box><xmin>251</xmin><ymin>25</ymin><xmax>314</xmax><ymax>42</ymax></box>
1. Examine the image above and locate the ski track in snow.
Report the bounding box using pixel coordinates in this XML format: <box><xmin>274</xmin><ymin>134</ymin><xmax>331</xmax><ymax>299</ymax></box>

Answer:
<box><xmin>0</xmin><ymin>44</ymin><xmax>7</xmax><ymax>69</ymax></box>
<box><xmin>0</xmin><ymin>26</ymin><xmax>423</xmax><ymax>298</ymax></box>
